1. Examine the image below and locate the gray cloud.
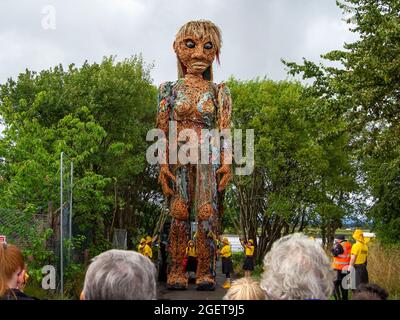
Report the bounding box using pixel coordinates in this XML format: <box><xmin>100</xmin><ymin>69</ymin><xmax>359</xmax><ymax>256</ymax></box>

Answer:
<box><xmin>0</xmin><ymin>0</ymin><xmax>358</xmax><ymax>88</ymax></box>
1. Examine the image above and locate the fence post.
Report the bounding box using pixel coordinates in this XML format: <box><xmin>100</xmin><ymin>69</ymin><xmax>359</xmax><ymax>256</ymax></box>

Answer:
<box><xmin>47</xmin><ymin>201</ymin><xmax>53</xmax><ymax>229</ymax></box>
<box><xmin>60</xmin><ymin>151</ymin><xmax>64</xmax><ymax>297</ymax></box>
<box><xmin>69</xmin><ymin>161</ymin><xmax>73</xmax><ymax>261</ymax></box>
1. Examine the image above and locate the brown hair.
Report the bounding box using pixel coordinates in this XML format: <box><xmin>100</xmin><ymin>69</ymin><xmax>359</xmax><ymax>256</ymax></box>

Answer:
<box><xmin>352</xmin><ymin>283</ymin><xmax>389</xmax><ymax>300</ymax></box>
<box><xmin>223</xmin><ymin>277</ymin><xmax>266</xmax><ymax>300</ymax></box>
<box><xmin>0</xmin><ymin>243</ymin><xmax>25</xmax><ymax>296</ymax></box>
<box><xmin>175</xmin><ymin>20</ymin><xmax>222</xmax><ymax>81</ymax></box>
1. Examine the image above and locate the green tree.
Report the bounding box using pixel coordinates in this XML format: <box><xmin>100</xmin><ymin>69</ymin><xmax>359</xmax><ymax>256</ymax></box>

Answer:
<box><xmin>284</xmin><ymin>0</ymin><xmax>400</xmax><ymax>243</ymax></box>
<box><xmin>226</xmin><ymin>78</ymin><xmax>357</xmax><ymax>259</ymax></box>
<box><xmin>0</xmin><ymin>56</ymin><xmax>160</xmax><ymax>260</ymax></box>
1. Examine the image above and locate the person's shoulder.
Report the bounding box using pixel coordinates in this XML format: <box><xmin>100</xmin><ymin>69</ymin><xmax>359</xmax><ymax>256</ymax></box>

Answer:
<box><xmin>17</xmin><ymin>291</ymin><xmax>37</xmax><ymax>300</ymax></box>
<box><xmin>1</xmin><ymin>289</ymin><xmax>37</xmax><ymax>300</ymax></box>
<box><xmin>344</xmin><ymin>241</ymin><xmax>352</xmax><ymax>248</ymax></box>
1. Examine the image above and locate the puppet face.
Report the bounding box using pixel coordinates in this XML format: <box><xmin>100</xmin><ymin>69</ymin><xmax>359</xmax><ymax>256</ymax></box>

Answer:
<box><xmin>174</xmin><ymin>34</ymin><xmax>217</xmax><ymax>77</ymax></box>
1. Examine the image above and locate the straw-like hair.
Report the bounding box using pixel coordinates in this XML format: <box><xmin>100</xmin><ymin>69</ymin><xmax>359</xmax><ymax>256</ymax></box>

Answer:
<box><xmin>175</xmin><ymin>20</ymin><xmax>222</xmax><ymax>81</ymax></box>
<box><xmin>223</xmin><ymin>277</ymin><xmax>266</xmax><ymax>300</ymax></box>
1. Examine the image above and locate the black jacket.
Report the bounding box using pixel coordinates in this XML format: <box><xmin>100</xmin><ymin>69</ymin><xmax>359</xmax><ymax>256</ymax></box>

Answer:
<box><xmin>0</xmin><ymin>289</ymin><xmax>38</xmax><ymax>300</ymax></box>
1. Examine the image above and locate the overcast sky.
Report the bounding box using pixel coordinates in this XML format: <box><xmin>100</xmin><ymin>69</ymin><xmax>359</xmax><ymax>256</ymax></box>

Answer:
<box><xmin>0</xmin><ymin>0</ymin><xmax>359</xmax><ymax>84</ymax></box>
<box><xmin>0</xmin><ymin>0</ymin><xmax>358</xmax><ymax>133</ymax></box>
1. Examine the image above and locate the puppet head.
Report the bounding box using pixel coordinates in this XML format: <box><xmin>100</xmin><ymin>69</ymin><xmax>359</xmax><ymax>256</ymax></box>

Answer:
<box><xmin>174</xmin><ymin>20</ymin><xmax>222</xmax><ymax>81</ymax></box>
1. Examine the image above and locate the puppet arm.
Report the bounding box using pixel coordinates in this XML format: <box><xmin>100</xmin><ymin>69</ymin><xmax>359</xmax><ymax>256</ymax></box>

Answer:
<box><xmin>216</xmin><ymin>83</ymin><xmax>233</xmax><ymax>192</ymax></box>
<box><xmin>156</xmin><ymin>82</ymin><xmax>176</xmax><ymax>196</ymax></box>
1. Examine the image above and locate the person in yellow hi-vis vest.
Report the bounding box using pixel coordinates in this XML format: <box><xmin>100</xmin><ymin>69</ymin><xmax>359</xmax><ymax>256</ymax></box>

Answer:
<box><xmin>143</xmin><ymin>236</ymin><xmax>153</xmax><ymax>259</ymax></box>
<box><xmin>143</xmin><ymin>243</ymin><xmax>152</xmax><ymax>259</ymax></box>
<box><xmin>240</xmin><ymin>239</ymin><xmax>255</xmax><ymax>277</ymax></box>
<box><xmin>219</xmin><ymin>237</ymin><xmax>234</xmax><ymax>289</ymax></box>
<box><xmin>185</xmin><ymin>240</ymin><xmax>197</xmax><ymax>281</ymax></box>
<box><xmin>349</xmin><ymin>229</ymin><xmax>369</xmax><ymax>290</ymax></box>
<box><xmin>137</xmin><ymin>238</ymin><xmax>146</xmax><ymax>254</ymax></box>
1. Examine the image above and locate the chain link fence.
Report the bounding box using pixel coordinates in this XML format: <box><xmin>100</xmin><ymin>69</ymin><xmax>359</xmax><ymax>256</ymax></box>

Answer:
<box><xmin>0</xmin><ymin>208</ymin><xmax>48</xmax><ymax>245</ymax></box>
<box><xmin>0</xmin><ymin>204</ymin><xmax>74</xmax><ymax>294</ymax></box>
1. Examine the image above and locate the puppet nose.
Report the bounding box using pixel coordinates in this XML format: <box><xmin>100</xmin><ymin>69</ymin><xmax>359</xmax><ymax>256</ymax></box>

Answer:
<box><xmin>192</xmin><ymin>46</ymin><xmax>205</xmax><ymax>59</ymax></box>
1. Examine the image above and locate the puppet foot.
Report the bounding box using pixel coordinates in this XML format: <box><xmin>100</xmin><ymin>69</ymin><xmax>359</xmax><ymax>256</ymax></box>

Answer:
<box><xmin>167</xmin><ymin>273</ymin><xmax>188</xmax><ymax>290</ymax></box>
<box><xmin>196</xmin><ymin>275</ymin><xmax>216</xmax><ymax>291</ymax></box>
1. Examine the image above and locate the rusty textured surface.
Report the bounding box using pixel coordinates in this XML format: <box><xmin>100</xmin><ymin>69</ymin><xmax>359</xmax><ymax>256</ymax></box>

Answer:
<box><xmin>157</xmin><ymin>20</ymin><xmax>232</xmax><ymax>290</ymax></box>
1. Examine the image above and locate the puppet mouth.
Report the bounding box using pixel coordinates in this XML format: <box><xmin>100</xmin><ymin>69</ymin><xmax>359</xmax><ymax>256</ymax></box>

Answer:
<box><xmin>191</xmin><ymin>61</ymin><xmax>209</xmax><ymax>69</ymax></box>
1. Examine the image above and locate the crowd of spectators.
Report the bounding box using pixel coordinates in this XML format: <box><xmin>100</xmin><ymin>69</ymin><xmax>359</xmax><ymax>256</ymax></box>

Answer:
<box><xmin>0</xmin><ymin>233</ymin><xmax>389</xmax><ymax>300</ymax></box>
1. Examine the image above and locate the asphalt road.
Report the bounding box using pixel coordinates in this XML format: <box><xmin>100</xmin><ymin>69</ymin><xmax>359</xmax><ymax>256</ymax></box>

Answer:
<box><xmin>158</xmin><ymin>261</ymin><xmax>231</xmax><ymax>300</ymax></box>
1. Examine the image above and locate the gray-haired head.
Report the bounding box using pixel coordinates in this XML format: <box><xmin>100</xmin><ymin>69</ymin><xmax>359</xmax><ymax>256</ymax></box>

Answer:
<box><xmin>83</xmin><ymin>249</ymin><xmax>157</xmax><ymax>300</ymax></box>
<box><xmin>260</xmin><ymin>233</ymin><xmax>334</xmax><ymax>300</ymax></box>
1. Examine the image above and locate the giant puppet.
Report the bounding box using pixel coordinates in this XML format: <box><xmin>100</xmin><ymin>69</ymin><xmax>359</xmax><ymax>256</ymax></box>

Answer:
<box><xmin>156</xmin><ymin>20</ymin><xmax>232</xmax><ymax>290</ymax></box>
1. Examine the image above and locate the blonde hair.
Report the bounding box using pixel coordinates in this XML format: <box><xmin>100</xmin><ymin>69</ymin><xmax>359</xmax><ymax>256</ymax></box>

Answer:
<box><xmin>223</xmin><ymin>277</ymin><xmax>266</xmax><ymax>300</ymax></box>
<box><xmin>175</xmin><ymin>20</ymin><xmax>222</xmax><ymax>81</ymax></box>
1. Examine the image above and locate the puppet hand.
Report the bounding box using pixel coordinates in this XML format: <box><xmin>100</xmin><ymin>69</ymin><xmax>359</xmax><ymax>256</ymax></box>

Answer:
<box><xmin>216</xmin><ymin>164</ymin><xmax>232</xmax><ymax>192</ymax></box>
<box><xmin>159</xmin><ymin>165</ymin><xmax>176</xmax><ymax>196</ymax></box>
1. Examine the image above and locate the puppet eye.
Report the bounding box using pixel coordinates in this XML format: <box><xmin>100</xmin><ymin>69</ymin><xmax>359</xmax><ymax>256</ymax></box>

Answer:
<box><xmin>185</xmin><ymin>40</ymin><xmax>195</xmax><ymax>48</ymax></box>
<box><xmin>204</xmin><ymin>42</ymin><xmax>213</xmax><ymax>49</ymax></box>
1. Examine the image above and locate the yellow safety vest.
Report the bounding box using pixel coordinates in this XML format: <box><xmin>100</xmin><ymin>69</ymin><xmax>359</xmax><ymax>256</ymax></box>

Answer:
<box><xmin>145</xmin><ymin>244</ymin><xmax>153</xmax><ymax>259</ymax></box>
<box><xmin>137</xmin><ymin>244</ymin><xmax>145</xmax><ymax>255</ymax></box>
<box><xmin>220</xmin><ymin>245</ymin><xmax>232</xmax><ymax>258</ymax></box>
<box><xmin>245</xmin><ymin>245</ymin><xmax>254</xmax><ymax>256</ymax></box>
<box><xmin>351</xmin><ymin>241</ymin><xmax>368</xmax><ymax>265</ymax></box>
<box><xmin>186</xmin><ymin>246</ymin><xmax>197</xmax><ymax>257</ymax></box>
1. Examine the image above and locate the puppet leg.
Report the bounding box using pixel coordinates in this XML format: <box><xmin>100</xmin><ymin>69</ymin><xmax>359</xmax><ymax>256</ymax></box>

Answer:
<box><xmin>195</xmin><ymin>203</ymin><xmax>217</xmax><ymax>290</ymax></box>
<box><xmin>167</xmin><ymin>197</ymin><xmax>189</xmax><ymax>289</ymax></box>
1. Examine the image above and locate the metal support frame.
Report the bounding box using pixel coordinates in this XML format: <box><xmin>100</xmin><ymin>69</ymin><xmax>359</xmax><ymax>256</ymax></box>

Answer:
<box><xmin>60</xmin><ymin>152</ymin><xmax>73</xmax><ymax>297</ymax></box>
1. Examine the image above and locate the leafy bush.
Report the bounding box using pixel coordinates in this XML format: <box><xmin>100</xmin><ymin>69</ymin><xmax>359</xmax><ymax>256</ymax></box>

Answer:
<box><xmin>231</xmin><ymin>251</ymin><xmax>245</xmax><ymax>277</ymax></box>
<box><xmin>23</xmin><ymin>228</ymin><xmax>54</xmax><ymax>284</ymax></box>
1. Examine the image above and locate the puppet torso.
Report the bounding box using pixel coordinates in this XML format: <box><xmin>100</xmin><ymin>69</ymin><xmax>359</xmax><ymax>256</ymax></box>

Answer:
<box><xmin>162</xmin><ymin>78</ymin><xmax>218</xmax><ymax>129</ymax></box>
